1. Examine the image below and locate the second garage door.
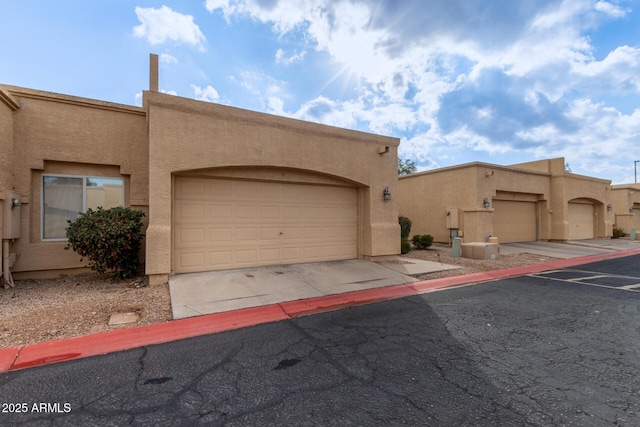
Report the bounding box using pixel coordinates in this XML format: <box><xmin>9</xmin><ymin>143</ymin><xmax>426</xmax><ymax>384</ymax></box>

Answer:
<box><xmin>568</xmin><ymin>202</ymin><xmax>594</xmax><ymax>240</ymax></box>
<box><xmin>174</xmin><ymin>177</ymin><xmax>358</xmax><ymax>273</ymax></box>
<box><xmin>492</xmin><ymin>200</ymin><xmax>537</xmax><ymax>243</ymax></box>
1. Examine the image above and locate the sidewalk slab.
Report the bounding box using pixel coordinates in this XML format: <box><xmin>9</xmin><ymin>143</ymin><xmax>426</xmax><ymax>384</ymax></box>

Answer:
<box><xmin>381</xmin><ymin>257</ymin><xmax>461</xmax><ymax>275</ymax></box>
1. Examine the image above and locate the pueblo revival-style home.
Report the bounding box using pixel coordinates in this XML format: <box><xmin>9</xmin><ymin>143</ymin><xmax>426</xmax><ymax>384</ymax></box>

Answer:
<box><xmin>398</xmin><ymin>158</ymin><xmax>616</xmax><ymax>244</ymax></box>
<box><xmin>0</xmin><ymin>55</ymin><xmax>401</xmax><ymax>285</ymax></box>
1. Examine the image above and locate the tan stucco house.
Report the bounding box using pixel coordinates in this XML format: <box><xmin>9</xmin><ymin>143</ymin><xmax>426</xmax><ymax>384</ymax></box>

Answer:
<box><xmin>398</xmin><ymin>157</ymin><xmax>613</xmax><ymax>244</ymax></box>
<box><xmin>611</xmin><ymin>184</ymin><xmax>640</xmax><ymax>238</ymax></box>
<box><xmin>0</xmin><ymin>56</ymin><xmax>401</xmax><ymax>285</ymax></box>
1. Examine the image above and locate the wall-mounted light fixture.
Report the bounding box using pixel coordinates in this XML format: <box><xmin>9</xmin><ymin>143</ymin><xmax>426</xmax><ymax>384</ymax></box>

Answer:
<box><xmin>483</xmin><ymin>198</ymin><xmax>490</xmax><ymax>208</ymax></box>
<box><xmin>630</xmin><ymin>207</ymin><xmax>635</xmax><ymax>213</ymax></box>
<box><xmin>485</xmin><ymin>170</ymin><xmax>494</xmax><ymax>177</ymax></box>
<box><xmin>383</xmin><ymin>187</ymin><xmax>391</xmax><ymax>201</ymax></box>
<box><xmin>378</xmin><ymin>145</ymin><xmax>390</xmax><ymax>154</ymax></box>
<box><xmin>607</xmin><ymin>204</ymin><xmax>612</xmax><ymax>212</ymax></box>
<box><xmin>11</xmin><ymin>198</ymin><xmax>21</xmax><ymax>207</ymax></box>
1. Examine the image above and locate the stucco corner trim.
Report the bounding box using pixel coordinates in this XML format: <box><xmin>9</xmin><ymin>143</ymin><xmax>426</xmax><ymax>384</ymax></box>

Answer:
<box><xmin>0</xmin><ymin>86</ymin><xmax>20</xmax><ymax>110</ymax></box>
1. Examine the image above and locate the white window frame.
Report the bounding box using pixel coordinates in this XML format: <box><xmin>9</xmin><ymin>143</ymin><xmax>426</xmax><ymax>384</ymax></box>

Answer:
<box><xmin>41</xmin><ymin>173</ymin><xmax>125</xmax><ymax>241</ymax></box>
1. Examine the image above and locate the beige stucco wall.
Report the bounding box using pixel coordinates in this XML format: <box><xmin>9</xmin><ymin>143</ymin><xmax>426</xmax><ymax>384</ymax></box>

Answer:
<box><xmin>1</xmin><ymin>84</ymin><xmax>400</xmax><ymax>281</ymax></box>
<box><xmin>611</xmin><ymin>184</ymin><xmax>640</xmax><ymax>238</ymax></box>
<box><xmin>1</xmin><ymin>89</ymin><xmax>16</xmax><ymax>246</ymax></box>
<box><xmin>3</xmin><ymin>86</ymin><xmax>148</xmax><ymax>276</ymax></box>
<box><xmin>399</xmin><ymin>157</ymin><xmax>612</xmax><ymax>244</ymax></box>
<box><xmin>399</xmin><ymin>162</ymin><xmax>550</xmax><ymax>243</ymax></box>
<box><xmin>144</xmin><ymin>91</ymin><xmax>400</xmax><ymax>284</ymax></box>
<box><xmin>398</xmin><ymin>165</ymin><xmax>479</xmax><ymax>242</ymax></box>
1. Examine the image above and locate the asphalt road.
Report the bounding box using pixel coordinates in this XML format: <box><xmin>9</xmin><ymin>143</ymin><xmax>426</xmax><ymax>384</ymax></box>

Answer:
<box><xmin>2</xmin><ymin>254</ymin><xmax>640</xmax><ymax>426</ymax></box>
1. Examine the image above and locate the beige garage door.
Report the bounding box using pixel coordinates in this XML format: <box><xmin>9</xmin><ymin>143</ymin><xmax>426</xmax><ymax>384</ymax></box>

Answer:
<box><xmin>632</xmin><ymin>206</ymin><xmax>640</xmax><ymax>238</ymax></box>
<box><xmin>492</xmin><ymin>200</ymin><xmax>537</xmax><ymax>243</ymax></box>
<box><xmin>568</xmin><ymin>202</ymin><xmax>594</xmax><ymax>240</ymax></box>
<box><xmin>174</xmin><ymin>177</ymin><xmax>358</xmax><ymax>273</ymax></box>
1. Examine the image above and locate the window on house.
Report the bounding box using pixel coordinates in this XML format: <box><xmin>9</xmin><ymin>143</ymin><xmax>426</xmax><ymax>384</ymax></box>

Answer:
<box><xmin>42</xmin><ymin>175</ymin><xmax>124</xmax><ymax>240</ymax></box>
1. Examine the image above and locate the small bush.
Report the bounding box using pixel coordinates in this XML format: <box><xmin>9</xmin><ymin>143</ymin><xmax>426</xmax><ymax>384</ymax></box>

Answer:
<box><xmin>399</xmin><ymin>216</ymin><xmax>412</xmax><ymax>239</ymax></box>
<box><xmin>401</xmin><ymin>238</ymin><xmax>411</xmax><ymax>254</ymax></box>
<box><xmin>65</xmin><ymin>206</ymin><xmax>145</xmax><ymax>279</ymax></box>
<box><xmin>612</xmin><ymin>227</ymin><xmax>626</xmax><ymax>239</ymax></box>
<box><xmin>412</xmin><ymin>234</ymin><xmax>434</xmax><ymax>249</ymax></box>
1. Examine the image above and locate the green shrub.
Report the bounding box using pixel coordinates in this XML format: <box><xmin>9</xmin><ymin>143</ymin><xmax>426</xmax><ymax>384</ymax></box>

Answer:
<box><xmin>401</xmin><ymin>238</ymin><xmax>411</xmax><ymax>254</ymax></box>
<box><xmin>411</xmin><ymin>234</ymin><xmax>434</xmax><ymax>249</ymax></box>
<box><xmin>399</xmin><ymin>216</ymin><xmax>412</xmax><ymax>239</ymax></box>
<box><xmin>612</xmin><ymin>227</ymin><xmax>626</xmax><ymax>239</ymax></box>
<box><xmin>65</xmin><ymin>206</ymin><xmax>145</xmax><ymax>279</ymax></box>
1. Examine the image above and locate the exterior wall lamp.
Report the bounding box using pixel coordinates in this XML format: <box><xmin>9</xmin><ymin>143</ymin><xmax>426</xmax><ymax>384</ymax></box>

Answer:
<box><xmin>607</xmin><ymin>204</ymin><xmax>612</xmax><ymax>212</ymax></box>
<box><xmin>630</xmin><ymin>207</ymin><xmax>635</xmax><ymax>213</ymax></box>
<box><xmin>383</xmin><ymin>187</ymin><xmax>391</xmax><ymax>201</ymax></box>
<box><xmin>483</xmin><ymin>198</ymin><xmax>490</xmax><ymax>208</ymax></box>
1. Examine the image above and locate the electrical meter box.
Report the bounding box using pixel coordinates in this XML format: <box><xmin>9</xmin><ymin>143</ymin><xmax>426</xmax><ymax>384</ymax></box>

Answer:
<box><xmin>3</xmin><ymin>192</ymin><xmax>21</xmax><ymax>239</ymax></box>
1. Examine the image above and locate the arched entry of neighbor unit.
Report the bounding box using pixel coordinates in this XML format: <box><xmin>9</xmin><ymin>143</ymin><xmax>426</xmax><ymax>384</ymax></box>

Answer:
<box><xmin>171</xmin><ymin>167</ymin><xmax>362</xmax><ymax>274</ymax></box>
<box><xmin>567</xmin><ymin>198</ymin><xmax>601</xmax><ymax>240</ymax></box>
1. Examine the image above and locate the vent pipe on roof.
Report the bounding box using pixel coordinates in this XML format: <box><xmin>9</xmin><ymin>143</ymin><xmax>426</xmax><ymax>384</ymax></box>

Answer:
<box><xmin>150</xmin><ymin>53</ymin><xmax>159</xmax><ymax>92</ymax></box>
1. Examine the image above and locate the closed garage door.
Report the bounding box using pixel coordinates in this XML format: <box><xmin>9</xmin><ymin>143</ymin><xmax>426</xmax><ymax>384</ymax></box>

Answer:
<box><xmin>174</xmin><ymin>177</ymin><xmax>358</xmax><ymax>273</ymax></box>
<box><xmin>568</xmin><ymin>202</ymin><xmax>594</xmax><ymax>240</ymax></box>
<box><xmin>493</xmin><ymin>200</ymin><xmax>537</xmax><ymax>243</ymax></box>
<box><xmin>632</xmin><ymin>205</ymin><xmax>640</xmax><ymax>239</ymax></box>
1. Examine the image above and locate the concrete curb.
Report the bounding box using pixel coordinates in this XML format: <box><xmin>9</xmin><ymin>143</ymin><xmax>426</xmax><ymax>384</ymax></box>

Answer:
<box><xmin>3</xmin><ymin>247</ymin><xmax>640</xmax><ymax>373</ymax></box>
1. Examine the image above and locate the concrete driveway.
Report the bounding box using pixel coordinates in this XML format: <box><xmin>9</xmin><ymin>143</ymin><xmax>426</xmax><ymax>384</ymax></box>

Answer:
<box><xmin>500</xmin><ymin>238</ymin><xmax>640</xmax><ymax>259</ymax></box>
<box><xmin>169</xmin><ymin>258</ymin><xmax>460</xmax><ymax>319</ymax></box>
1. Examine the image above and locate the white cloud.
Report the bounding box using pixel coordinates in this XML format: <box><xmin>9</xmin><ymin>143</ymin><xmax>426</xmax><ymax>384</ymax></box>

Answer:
<box><xmin>191</xmin><ymin>84</ymin><xmax>220</xmax><ymax>102</ymax></box>
<box><xmin>207</xmin><ymin>0</ymin><xmax>639</xmax><ymax>182</ymax></box>
<box><xmin>159</xmin><ymin>53</ymin><xmax>179</xmax><ymax>64</ymax></box>
<box><xmin>594</xmin><ymin>1</ymin><xmax>628</xmax><ymax>18</ymax></box>
<box><xmin>291</xmin><ymin>96</ymin><xmax>358</xmax><ymax>129</ymax></box>
<box><xmin>161</xmin><ymin>89</ymin><xmax>178</xmax><ymax>96</ymax></box>
<box><xmin>134</xmin><ymin>6</ymin><xmax>206</xmax><ymax>51</ymax></box>
<box><xmin>275</xmin><ymin>48</ymin><xmax>306</xmax><ymax>65</ymax></box>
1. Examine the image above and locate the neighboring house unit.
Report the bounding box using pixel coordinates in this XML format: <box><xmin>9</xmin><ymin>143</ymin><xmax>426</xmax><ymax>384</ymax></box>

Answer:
<box><xmin>398</xmin><ymin>157</ymin><xmax>613</xmax><ymax>244</ymax></box>
<box><xmin>0</xmin><ymin>56</ymin><xmax>400</xmax><ymax>285</ymax></box>
<box><xmin>611</xmin><ymin>184</ymin><xmax>640</xmax><ymax>238</ymax></box>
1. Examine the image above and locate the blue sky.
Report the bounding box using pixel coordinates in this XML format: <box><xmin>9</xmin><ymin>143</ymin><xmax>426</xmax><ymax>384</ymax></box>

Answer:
<box><xmin>1</xmin><ymin>1</ymin><xmax>639</xmax><ymax>183</ymax></box>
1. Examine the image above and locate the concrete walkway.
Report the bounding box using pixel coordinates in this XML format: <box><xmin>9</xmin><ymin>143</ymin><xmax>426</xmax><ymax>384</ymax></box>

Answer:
<box><xmin>169</xmin><ymin>258</ymin><xmax>460</xmax><ymax>319</ymax></box>
<box><xmin>499</xmin><ymin>239</ymin><xmax>639</xmax><ymax>259</ymax></box>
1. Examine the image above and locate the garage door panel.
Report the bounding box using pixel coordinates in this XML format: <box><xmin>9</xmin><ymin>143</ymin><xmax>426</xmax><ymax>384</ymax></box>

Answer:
<box><xmin>175</xmin><ymin>228</ymin><xmax>206</xmax><ymax>246</ymax></box>
<box><xmin>174</xmin><ymin>177</ymin><xmax>358</xmax><ymax>273</ymax></box>
<box><xmin>493</xmin><ymin>200</ymin><xmax>537</xmax><ymax>243</ymax></box>
<box><xmin>208</xmin><ymin>251</ymin><xmax>232</xmax><ymax>266</ymax></box>
<box><xmin>235</xmin><ymin>228</ymin><xmax>257</xmax><ymax>241</ymax></box>
<box><xmin>568</xmin><ymin>203</ymin><xmax>594</xmax><ymax>240</ymax></box>
<box><xmin>259</xmin><ymin>206</ymin><xmax>280</xmax><ymax>219</ymax></box>
<box><xmin>208</xmin><ymin>204</ymin><xmax>232</xmax><ymax>219</ymax></box>
<box><xmin>178</xmin><ymin>251</ymin><xmax>206</xmax><ymax>269</ymax></box>
<box><xmin>232</xmin><ymin>181</ymin><xmax>258</xmax><ymax>199</ymax></box>
<box><xmin>208</xmin><ymin>228</ymin><xmax>232</xmax><ymax>242</ymax></box>
<box><xmin>177</xmin><ymin>178</ymin><xmax>206</xmax><ymax>198</ymax></box>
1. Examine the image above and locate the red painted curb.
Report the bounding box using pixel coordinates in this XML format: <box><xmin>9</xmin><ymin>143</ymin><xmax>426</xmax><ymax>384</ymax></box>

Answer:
<box><xmin>0</xmin><ymin>346</ymin><xmax>20</xmax><ymax>373</ymax></box>
<box><xmin>7</xmin><ymin>304</ymin><xmax>288</xmax><ymax>372</ymax></box>
<box><xmin>3</xmin><ymin>247</ymin><xmax>640</xmax><ymax>373</ymax></box>
<box><xmin>279</xmin><ymin>284</ymin><xmax>417</xmax><ymax>317</ymax></box>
